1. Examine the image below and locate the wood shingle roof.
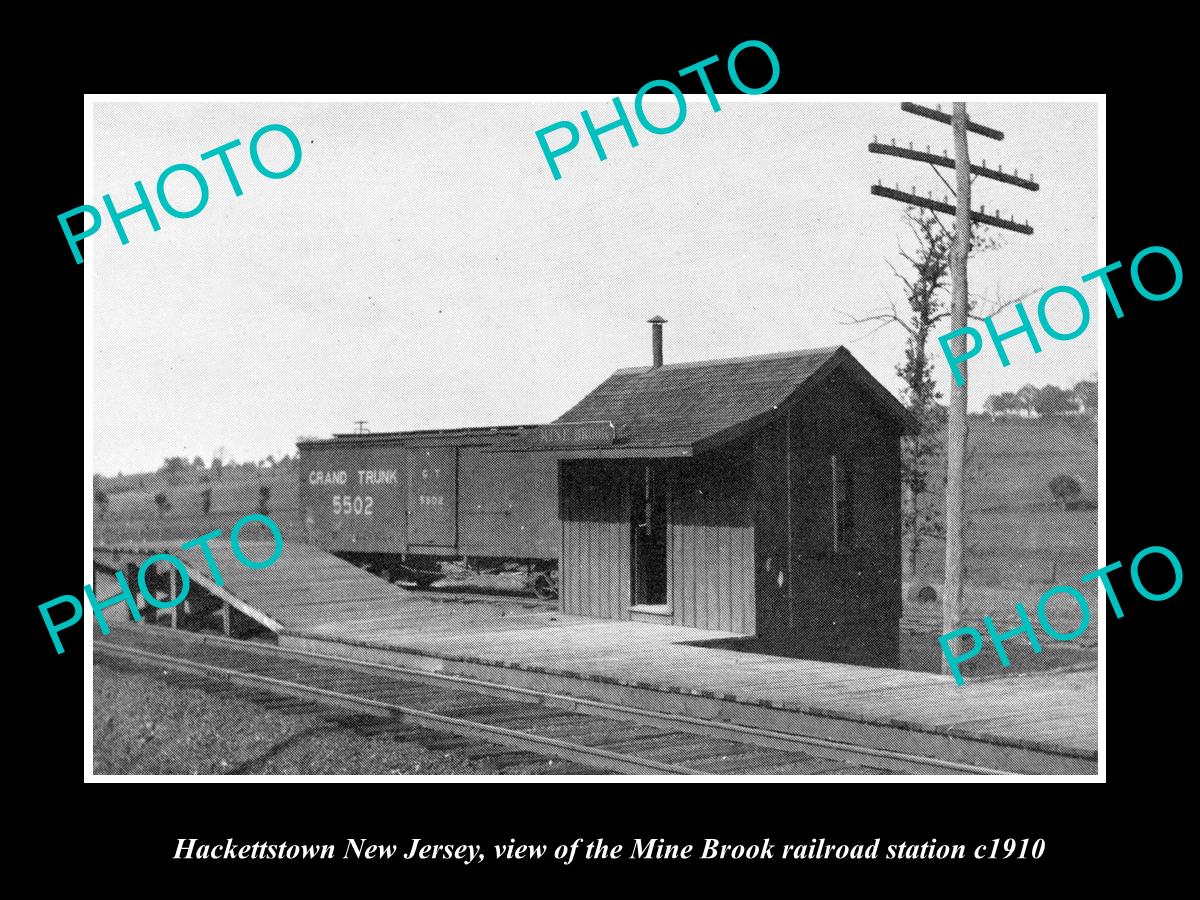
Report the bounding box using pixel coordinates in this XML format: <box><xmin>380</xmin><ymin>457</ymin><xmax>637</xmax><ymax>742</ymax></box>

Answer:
<box><xmin>553</xmin><ymin>345</ymin><xmax>916</xmax><ymax>456</ymax></box>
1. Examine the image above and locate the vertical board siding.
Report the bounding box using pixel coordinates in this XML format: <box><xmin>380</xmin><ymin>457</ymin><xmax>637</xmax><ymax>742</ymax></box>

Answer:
<box><xmin>620</xmin><ymin>481</ymin><xmax>628</xmax><ymax>616</ymax></box>
<box><xmin>597</xmin><ymin>488</ymin><xmax>608</xmax><ymax>617</ymax></box>
<box><xmin>701</xmin><ymin>502</ymin><xmax>713</xmax><ymax>632</ymax></box>
<box><xmin>670</xmin><ymin>443</ymin><xmax>755</xmax><ymax>636</ymax></box>
<box><xmin>585</xmin><ymin>514</ymin><xmax>596</xmax><ymax>617</ymax></box>
<box><xmin>590</xmin><ymin>511</ymin><xmax>598</xmax><ymax>618</ymax></box>
<box><xmin>695</xmin><ymin>498</ymin><xmax>707</xmax><ymax>629</ymax></box>
<box><xmin>561</xmin><ymin>453</ymin><xmax>756</xmax><ymax>636</ymax></box>
<box><xmin>561</xmin><ymin>460</ymin><xmax>630</xmax><ymax>621</ymax></box>
<box><xmin>667</xmin><ymin>493</ymin><xmax>678</xmax><ymax>625</ymax></box>
<box><xmin>739</xmin><ymin>524</ymin><xmax>754</xmax><ymax>634</ymax></box>
<box><xmin>619</xmin><ymin>476</ymin><xmax>630</xmax><ymax>610</ymax></box>
<box><xmin>691</xmin><ymin>489</ymin><xmax>700</xmax><ymax>628</ymax></box>
<box><xmin>562</xmin><ymin>466</ymin><xmax>573</xmax><ymax>615</ymax></box>
<box><xmin>718</xmin><ymin>500</ymin><xmax>732</xmax><ymax>632</ymax></box>
<box><xmin>562</xmin><ymin>481</ymin><xmax>572</xmax><ymax>615</ymax></box>
<box><xmin>600</xmin><ymin>483</ymin><xmax>612</xmax><ymax>618</ymax></box>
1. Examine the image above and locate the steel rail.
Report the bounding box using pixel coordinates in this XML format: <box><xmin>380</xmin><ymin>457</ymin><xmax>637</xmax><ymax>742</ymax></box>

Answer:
<box><xmin>95</xmin><ymin>641</ymin><xmax>702</xmax><ymax>776</ymax></box>
<box><xmin>99</xmin><ymin>627</ymin><xmax>1010</xmax><ymax>775</ymax></box>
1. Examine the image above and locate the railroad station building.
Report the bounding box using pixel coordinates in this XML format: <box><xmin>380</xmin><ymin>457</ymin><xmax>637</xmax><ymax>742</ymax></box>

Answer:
<box><xmin>534</xmin><ymin>322</ymin><xmax>917</xmax><ymax>667</ymax></box>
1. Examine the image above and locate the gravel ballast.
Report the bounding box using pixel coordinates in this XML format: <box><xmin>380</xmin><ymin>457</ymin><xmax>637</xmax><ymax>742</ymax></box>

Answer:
<box><xmin>92</xmin><ymin>662</ymin><xmax>601</xmax><ymax>775</ymax></box>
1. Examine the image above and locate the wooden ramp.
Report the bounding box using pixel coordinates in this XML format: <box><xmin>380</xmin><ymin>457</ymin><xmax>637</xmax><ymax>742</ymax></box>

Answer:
<box><xmin>93</xmin><ymin>540</ymin><xmax>417</xmax><ymax>633</ymax></box>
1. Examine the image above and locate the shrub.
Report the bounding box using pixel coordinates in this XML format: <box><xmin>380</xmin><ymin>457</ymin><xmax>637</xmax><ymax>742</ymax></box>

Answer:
<box><xmin>1048</xmin><ymin>474</ymin><xmax>1082</xmax><ymax>509</ymax></box>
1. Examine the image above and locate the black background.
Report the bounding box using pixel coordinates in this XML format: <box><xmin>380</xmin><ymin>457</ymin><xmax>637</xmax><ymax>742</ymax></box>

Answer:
<box><xmin>22</xmin><ymin>22</ymin><xmax>1189</xmax><ymax>888</ymax></box>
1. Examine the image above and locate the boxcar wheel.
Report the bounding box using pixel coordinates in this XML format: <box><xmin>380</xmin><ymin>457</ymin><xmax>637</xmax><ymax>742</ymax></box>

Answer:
<box><xmin>532</xmin><ymin>571</ymin><xmax>558</xmax><ymax>602</ymax></box>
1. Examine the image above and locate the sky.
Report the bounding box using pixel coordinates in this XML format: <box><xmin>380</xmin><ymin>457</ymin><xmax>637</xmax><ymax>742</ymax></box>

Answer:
<box><xmin>92</xmin><ymin>99</ymin><xmax>1098</xmax><ymax>476</ymax></box>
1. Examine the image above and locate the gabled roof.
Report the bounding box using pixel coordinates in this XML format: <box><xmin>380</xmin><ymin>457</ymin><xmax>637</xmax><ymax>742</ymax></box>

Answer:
<box><xmin>551</xmin><ymin>345</ymin><xmax>917</xmax><ymax>457</ymax></box>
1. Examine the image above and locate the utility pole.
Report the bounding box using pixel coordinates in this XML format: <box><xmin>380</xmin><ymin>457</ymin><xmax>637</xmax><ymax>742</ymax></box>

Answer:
<box><xmin>354</xmin><ymin>420</ymin><xmax>370</xmax><ymax>434</ymax></box>
<box><xmin>943</xmin><ymin>104</ymin><xmax>972</xmax><ymax>670</ymax></box>
<box><xmin>868</xmin><ymin>102</ymin><xmax>1039</xmax><ymax>675</ymax></box>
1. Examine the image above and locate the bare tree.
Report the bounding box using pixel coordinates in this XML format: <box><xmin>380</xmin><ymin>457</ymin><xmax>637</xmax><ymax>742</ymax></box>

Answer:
<box><xmin>839</xmin><ymin>208</ymin><xmax>1022</xmax><ymax>578</ymax></box>
<box><xmin>844</xmin><ymin>210</ymin><xmax>1003</xmax><ymax>578</ymax></box>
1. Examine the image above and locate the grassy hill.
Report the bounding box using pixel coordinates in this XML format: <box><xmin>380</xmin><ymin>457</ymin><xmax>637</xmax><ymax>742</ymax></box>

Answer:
<box><xmin>964</xmin><ymin>415</ymin><xmax>1097</xmax><ymax>509</ymax></box>
<box><xmin>912</xmin><ymin>415</ymin><xmax>1098</xmax><ymax>586</ymax></box>
<box><xmin>95</xmin><ymin>463</ymin><xmax>302</xmax><ymax>544</ymax></box>
<box><xmin>103</xmin><ymin>472</ymin><xmax>299</xmax><ymax>519</ymax></box>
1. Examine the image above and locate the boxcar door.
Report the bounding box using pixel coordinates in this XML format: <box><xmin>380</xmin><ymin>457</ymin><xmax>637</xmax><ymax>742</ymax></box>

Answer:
<box><xmin>407</xmin><ymin>446</ymin><xmax>458</xmax><ymax>548</ymax></box>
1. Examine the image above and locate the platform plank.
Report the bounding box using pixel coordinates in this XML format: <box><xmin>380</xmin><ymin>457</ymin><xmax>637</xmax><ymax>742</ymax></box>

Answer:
<box><xmin>99</xmin><ymin>540</ymin><xmax>1098</xmax><ymax>770</ymax></box>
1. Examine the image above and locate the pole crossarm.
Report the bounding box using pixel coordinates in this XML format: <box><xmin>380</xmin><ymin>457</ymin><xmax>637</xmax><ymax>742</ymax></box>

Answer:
<box><xmin>901</xmin><ymin>102</ymin><xmax>1004</xmax><ymax>140</ymax></box>
<box><xmin>869</xmin><ymin>185</ymin><xmax>1033</xmax><ymax>234</ymax></box>
<box><xmin>868</xmin><ymin>142</ymin><xmax>1039</xmax><ymax>191</ymax></box>
<box><xmin>867</xmin><ymin>101</ymin><xmax>1039</xmax><ymax>676</ymax></box>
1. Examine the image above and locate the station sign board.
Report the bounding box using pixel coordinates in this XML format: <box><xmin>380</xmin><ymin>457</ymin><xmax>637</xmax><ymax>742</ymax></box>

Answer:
<box><xmin>531</xmin><ymin>421</ymin><xmax>617</xmax><ymax>447</ymax></box>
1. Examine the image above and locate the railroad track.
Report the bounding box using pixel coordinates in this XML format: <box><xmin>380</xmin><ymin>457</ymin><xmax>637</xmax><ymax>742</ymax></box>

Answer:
<box><xmin>94</xmin><ymin>626</ymin><xmax>1008</xmax><ymax>776</ymax></box>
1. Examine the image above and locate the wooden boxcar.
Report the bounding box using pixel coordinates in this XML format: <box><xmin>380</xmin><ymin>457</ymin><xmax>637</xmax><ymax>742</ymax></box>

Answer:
<box><xmin>297</xmin><ymin>426</ymin><xmax>560</xmax><ymax>592</ymax></box>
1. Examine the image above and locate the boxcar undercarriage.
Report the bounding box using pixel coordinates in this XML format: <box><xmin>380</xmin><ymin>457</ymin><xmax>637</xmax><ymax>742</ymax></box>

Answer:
<box><xmin>338</xmin><ymin>552</ymin><xmax>560</xmax><ymax>600</ymax></box>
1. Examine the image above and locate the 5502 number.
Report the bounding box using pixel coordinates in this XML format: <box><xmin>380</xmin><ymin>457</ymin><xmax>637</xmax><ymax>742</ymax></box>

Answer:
<box><xmin>332</xmin><ymin>495</ymin><xmax>374</xmax><ymax>515</ymax></box>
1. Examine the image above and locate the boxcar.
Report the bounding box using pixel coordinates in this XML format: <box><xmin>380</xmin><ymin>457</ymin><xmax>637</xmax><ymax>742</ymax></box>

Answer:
<box><xmin>297</xmin><ymin>426</ymin><xmax>560</xmax><ymax>595</ymax></box>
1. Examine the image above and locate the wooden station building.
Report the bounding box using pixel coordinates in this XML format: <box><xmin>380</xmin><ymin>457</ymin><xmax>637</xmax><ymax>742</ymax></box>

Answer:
<box><xmin>533</xmin><ymin>319</ymin><xmax>917</xmax><ymax>667</ymax></box>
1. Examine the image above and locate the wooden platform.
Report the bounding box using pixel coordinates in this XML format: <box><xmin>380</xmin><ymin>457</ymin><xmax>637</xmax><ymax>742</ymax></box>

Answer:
<box><xmin>93</xmin><ymin>541</ymin><xmax>1098</xmax><ymax>774</ymax></box>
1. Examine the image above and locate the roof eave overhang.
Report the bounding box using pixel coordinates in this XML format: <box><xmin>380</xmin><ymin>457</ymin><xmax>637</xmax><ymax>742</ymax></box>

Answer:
<box><xmin>691</xmin><ymin>348</ymin><xmax>919</xmax><ymax>455</ymax></box>
<box><xmin>530</xmin><ymin>446</ymin><xmax>694</xmax><ymax>459</ymax></box>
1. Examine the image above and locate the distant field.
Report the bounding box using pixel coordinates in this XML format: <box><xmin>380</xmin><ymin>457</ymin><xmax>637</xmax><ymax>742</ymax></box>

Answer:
<box><xmin>102</xmin><ymin>471</ymin><xmax>299</xmax><ymax>519</ymax></box>
<box><xmin>912</xmin><ymin>506</ymin><xmax>1098</xmax><ymax>586</ymax></box>
<box><xmin>96</xmin><ymin>465</ymin><xmax>303</xmax><ymax>544</ymax></box>
<box><xmin>910</xmin><ymin>415</ymin><xmax>1098</xmax><ymax>585</ymax></box>
<box><xmin>961</xmin><ymin>415</ymin><xmax>1097</xmax><ymax>510</ymax></box>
